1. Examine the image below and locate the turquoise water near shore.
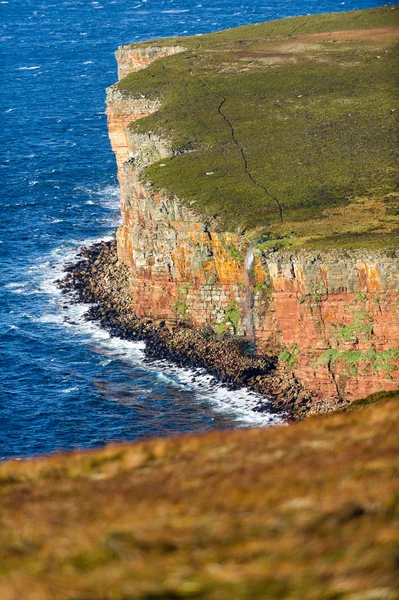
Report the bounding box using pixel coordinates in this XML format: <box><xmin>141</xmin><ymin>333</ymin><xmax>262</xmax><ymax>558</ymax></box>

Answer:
<box><xmin>0</xmin><ymin>0</ymin><xmax>393</xmax><ymax>459</ymax></box>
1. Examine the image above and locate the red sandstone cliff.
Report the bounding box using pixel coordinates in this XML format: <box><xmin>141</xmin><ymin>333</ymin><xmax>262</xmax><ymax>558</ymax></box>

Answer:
<box><xmin>106</xmin><ymin>45</ymin><xmax>399</xmax><ymax>405</ymax></box>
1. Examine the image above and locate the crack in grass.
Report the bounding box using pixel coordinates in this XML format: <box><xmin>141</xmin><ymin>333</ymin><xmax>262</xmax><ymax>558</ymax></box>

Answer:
<box><xmin>287</xmin><ymin>17</ymin><xmax>311</xmax><ymax>37</ymax></box>
<box><xmin>217</xmin><ymin>96</ymin><xmax>284</xmax><ymax>223</ymax></box>
<box><xmin>191</xmin><ymin>60</ymin><xmax>284</xmax><ymax>223</ymax></box>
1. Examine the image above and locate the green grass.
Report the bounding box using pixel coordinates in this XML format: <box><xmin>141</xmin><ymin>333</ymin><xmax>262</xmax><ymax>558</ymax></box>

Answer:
<box><xmin>341</xmin><ymin>388</ymin><xmax>399</xmax><ymax>411</ymax></box>
<box><xmin>130</xmin><ymin>6</ymin><xmax>399</xmax><ymax>48</ymax></box>
<box><xmin>303</xmin><ymin>228</ymin><xmax>399</xmax><ymax>250</ymax></box>
<box><xmin>314</xmin><ymin>347</ymin><xmax>399</xmax><ymax>376</ymax></box>
<box><xmin>114</xmin><ymin>6</ymin><xmax>399</xmax><ymax>244</ymax></box>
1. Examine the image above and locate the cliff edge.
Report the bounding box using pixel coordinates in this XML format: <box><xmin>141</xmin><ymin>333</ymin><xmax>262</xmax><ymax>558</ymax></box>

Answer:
<box><xmin>106</xmin><ymin>6</ymin><xmax>399</xmax><ymax>407</ymax></box>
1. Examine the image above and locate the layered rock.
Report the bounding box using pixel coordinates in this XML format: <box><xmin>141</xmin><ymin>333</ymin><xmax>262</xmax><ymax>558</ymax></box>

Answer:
<box><xmin>106</xmin><ymin>45</ymin><xmax>399</xmax><ymax>405</ymax></box>
<box><xmin>106</xmin><ymin>48</ymin><xmax>252</xmax><ymax>334</ymax></box>
<box><xmin>255</xmin><ymin>251</ymin><xmax>399</xmax><ymax>402</ymax></box>
<box><xmin>115</xmin><ymin>44</ymin><xmax>185</xmax><ymax>80</ymax></box>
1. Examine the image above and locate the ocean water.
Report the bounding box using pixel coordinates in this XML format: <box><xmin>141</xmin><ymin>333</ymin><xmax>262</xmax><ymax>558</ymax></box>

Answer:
<box><xmin>0</xmin><ymin>0</ymin><xmax>392</xmax><ymax>460</ymax></box>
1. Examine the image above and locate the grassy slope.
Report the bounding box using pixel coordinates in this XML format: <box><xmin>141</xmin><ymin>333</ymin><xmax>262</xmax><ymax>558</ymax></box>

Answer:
<box><xmin>0</xmin><ymin>392</ymin><xmax>398</xmax><ymax>599</ymax></box>
<box><xmin>116</xmin><ymin>6</ymin><xmax>399</xmax><ymax>248</ymax></box>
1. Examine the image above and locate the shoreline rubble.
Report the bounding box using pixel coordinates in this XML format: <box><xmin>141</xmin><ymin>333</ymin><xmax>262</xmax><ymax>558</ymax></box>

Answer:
<box><xmin>57</xmin><ymin>240</ymin><xmax>347</xmax><ymax>420</ymax></box>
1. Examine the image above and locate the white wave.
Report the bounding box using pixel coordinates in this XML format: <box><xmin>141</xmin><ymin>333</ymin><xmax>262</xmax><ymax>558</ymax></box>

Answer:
<box><xmin>74</xmin><ymin>184</ymin><xmax>120</xmax><ymax>223</ymax></box>
<box><xmin>99</xmin><ymin>358</ymin><xmax>113</xmax><ymax>367</ymax></box>
<box><xmin>59</xmin><ymin>304</ymin><xmax>279</xmax><ymax>426</ymax></box>
<box><xmin>9</xmin><ymin>288</ymin><xmax>41</xmax><ymax>296</ymax></box>
<box><xmin>36</xmin><ymin>252</ymin><xmax>279</xmax><ymax>427</ymax></box>
<box><xmin>155</xmin><ymin>371</ymin><xmax>191</xmax><ymax>390</ymax></box>
<box><xmin>18</xmin><ymin>66</ymin><xmax>41</xmax><ymax>71</ymax></box>
<box><xmin>20</xmin><ymin>312</ymin><xmax>33</xmax><ymax>319</ymax></box>
<box><xmin>4</xmin><ymin>282</ymin><xmax>32</xmax><ymax>295</ymax></box>
<box><xmin>62</xmin><ymin>387</ymin><xmax>79</xmax><ymax>394</ymax></box>
<box><xmin>97</xmin><ymin>185</ymin><xmax>120</xmax><ymax>208</ymax></box>
<box><xmin>35</xmin><ymin>314</ymin><xmax>65</xmax><ymax>324</ymax></box>
<box><xmin>34</xmin><ymin>260</ymin><xmax>280</xmax><ymax>427</ymax></box>
<box><xmin>27</xmin><ymin>179</ymin><xmax>280</xmax><ymax>428</ymax></box>
<box><xmin>4</xmin><ymin>282</ymin><xmax>23</xmax><ymax>289</ymax></box>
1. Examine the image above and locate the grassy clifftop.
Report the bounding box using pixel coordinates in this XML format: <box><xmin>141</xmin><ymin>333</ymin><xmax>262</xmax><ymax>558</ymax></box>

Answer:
<box><xmin>0</xmin><ymin>392</ymin><xmax>398</xmax><ymax>599</ymax></box>
<box><xmin>116</xmin><ymin>6</ymin><xmax>398</xmax><ymax>248</ymax></box>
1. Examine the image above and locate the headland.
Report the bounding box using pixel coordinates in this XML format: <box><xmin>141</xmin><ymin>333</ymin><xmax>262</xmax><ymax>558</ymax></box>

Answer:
<box><xmin>63</xmin><ymin>5</ymin><xmax>399</xmax><ymax>415</ymax></box>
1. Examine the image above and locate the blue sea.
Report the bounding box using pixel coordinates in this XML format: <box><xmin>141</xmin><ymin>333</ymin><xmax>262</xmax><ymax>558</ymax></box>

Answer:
<box><xmin>0</xmin><ymin>0</ymin><xmax>392</xmax><ymax>460</ymax></box>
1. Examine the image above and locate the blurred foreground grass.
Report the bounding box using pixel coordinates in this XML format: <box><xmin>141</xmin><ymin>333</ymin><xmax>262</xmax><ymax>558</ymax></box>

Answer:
<box><xmin>0</xmin><ymin>390</ymin><xmax>398</xmax><ymax>599</ymax></box>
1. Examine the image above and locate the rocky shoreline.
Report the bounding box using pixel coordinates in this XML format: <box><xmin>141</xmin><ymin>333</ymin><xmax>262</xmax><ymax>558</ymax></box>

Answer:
<box><xmin>57</xmin><ymin>240</ymin><xmax>348</xmax><ymax>421</ymax></box>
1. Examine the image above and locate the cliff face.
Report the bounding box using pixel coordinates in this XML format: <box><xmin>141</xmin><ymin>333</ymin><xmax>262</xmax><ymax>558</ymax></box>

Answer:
<box><xmin>106</xmin><ymin>45</ymin><xmax>399</xmax><ymax>405</ymax></box>
<box><xmin>115</xmin><ymin>44</ymin><xmax>185</xmax><ymax>80</ymax></box>
<box><xmin>107</xmin><ymin>48</ymin><xmax>251</xmax><ymax>332</ymax></box>
<box><xmin>257</xmin><ymin>251</ymin><xmax>399</xmax><ymax>401</ymax></box>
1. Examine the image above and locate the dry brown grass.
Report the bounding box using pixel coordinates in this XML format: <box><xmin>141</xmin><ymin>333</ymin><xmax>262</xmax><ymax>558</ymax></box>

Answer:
<box><xmin>0</xmin><ymin>393</ymin><xmax>398</xmax><ymax>599</ymax></box>
<box><xmin>267</xmin><ymin>192</ymin><xmax>399</xmax><ymax>250</ymax></box>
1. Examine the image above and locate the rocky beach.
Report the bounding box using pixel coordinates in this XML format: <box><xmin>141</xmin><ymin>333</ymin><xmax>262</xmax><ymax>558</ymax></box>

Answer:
<box><xmin>58</xmin><ymin>240</ymin><xmax>317</xmax><ymax>421</ymax></box>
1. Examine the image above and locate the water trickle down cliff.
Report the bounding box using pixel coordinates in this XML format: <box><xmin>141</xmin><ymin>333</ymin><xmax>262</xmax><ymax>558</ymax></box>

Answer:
<box><xmin>106</xmin><ymin>44</ymin><xmax>399</xmax><ymax>406</ymax></box>
<box><xmin>243</xmin><ymin>246</ymin><xmax>256</xmax><ymax>344</ymax></box>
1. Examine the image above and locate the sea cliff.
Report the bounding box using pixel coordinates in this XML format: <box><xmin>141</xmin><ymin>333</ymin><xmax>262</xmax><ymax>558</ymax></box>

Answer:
<box><xmin>105</xmin><ymin>15</ymin><xmax>399</xmax><ymax>409</ymax></box>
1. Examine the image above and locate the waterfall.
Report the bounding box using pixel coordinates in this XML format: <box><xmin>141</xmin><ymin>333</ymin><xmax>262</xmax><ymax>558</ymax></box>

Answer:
<box><xmin>243</xmin><ymin>246</ymin><xmax>256</xmax><ymax>344</ymax></box>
